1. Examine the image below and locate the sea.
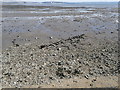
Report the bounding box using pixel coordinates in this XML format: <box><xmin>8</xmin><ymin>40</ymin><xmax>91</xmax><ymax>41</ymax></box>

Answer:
<box><xmin>2</xmin><ymin>2</ymin><xmax>118</xmax><ymax>8</ymax></box>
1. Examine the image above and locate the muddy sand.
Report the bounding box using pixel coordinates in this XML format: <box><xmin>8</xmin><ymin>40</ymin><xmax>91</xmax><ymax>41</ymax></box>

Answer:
<box><xmin>1</xmin><ymin>3</ymin><xmax>119</xmax><ymax>88</ymax></box>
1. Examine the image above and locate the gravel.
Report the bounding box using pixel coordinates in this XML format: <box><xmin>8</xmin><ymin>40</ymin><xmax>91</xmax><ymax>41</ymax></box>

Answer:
<box><xmin>1</xmin><ymin>34</ymin><xmax>118</xmax><ymax>87</ymax></box>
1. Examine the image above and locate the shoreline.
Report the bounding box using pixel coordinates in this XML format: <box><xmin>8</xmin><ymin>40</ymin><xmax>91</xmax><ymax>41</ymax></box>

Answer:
<box><xmin>1</xmin><ymin>4</ymin><xmax>118</xmax><ymax>88</ymax></box>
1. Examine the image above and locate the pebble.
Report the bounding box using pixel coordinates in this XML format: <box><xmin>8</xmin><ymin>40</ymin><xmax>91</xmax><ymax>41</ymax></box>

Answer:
<box><xmin>84</xmin><ymin>75</ymin><xmax>89</xmax><ymax>79</ymax></box>
<box><xmin>35</xmin><ymin>37</ymin><xmax>39</xmax><ymax>40</ymax></box>
<box><xmin>49</xmin><ymin>77</ymin><xmax>54</xmax><ymax>80</ymax></box>
<box><xmin>90</xmin><ymin>83</ymin><xmax>93</xmax><ymax>86</ymax></box>
<box><xmin>73</xmin><ymin>80</ymin><xmax>77</xmax><ymax>83</ymax></box>
<box><xmin>57</xmin><ymin>48</ymin><xmax>61</xmax><ymax>51</ymax></box>
<box><xmin>49</xmin><ymin>37</ymin><xmax>53</xmax><ymax>39</ymax></box>
<box><xmin>92</xmin><ymin>78</ymin><xmax>97</xmax><ymax>82</ymax></box>
<box><xmin>17</xmin><ymin>35</ymin><xmax>20</xmax><ymax>38</ymax></box>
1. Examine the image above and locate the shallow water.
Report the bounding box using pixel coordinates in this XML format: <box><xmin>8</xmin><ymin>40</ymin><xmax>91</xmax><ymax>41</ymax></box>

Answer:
<box><xmin>3</xmin><ymin>2</ymin><xmax>118</xmax><ymax>8</ymax></box>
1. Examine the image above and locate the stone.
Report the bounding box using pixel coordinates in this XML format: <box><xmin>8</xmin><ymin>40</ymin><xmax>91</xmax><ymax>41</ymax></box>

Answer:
<box><xmin>90</xmin><ymin>83</ymin><xmax>93</xmax><ymax>86</ymax></box>
<box><xmin>57</xmin><ymin>48</ymin><xmax>61</xmax><ymax>51</ymax></box>
<box><xmin>49</xmin><ymin>37</ymin><xmax>53</xmax><ymax>39</ymax></box>
<box><xmin>84</xmin><ymin>75</ymin><xmax>89</xmax><ymax>79</ymax></box>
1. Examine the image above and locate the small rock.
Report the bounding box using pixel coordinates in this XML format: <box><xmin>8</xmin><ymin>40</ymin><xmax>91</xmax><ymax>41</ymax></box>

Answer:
<box><xmin>74</xmin><ymin>30</ymin><xmax>77</xmax><ymax>32</ymax></box>
<box><xmin>111</xmin><ymin>32</ymin><xmax>113</xmax><ymax>34</ymax></box>
<box><xmin>80</xmin><ymin>70</ymin><xmax>84</xmax><ymax>74</ymax></box>
<box><xmin>4</xmin><ymin>72</ymin><xmax>14</xmax><ymax>76</ymax></box>
<box><xmin>17</xmin><ymin>35</ymin><xmax>20</xmax><ymax>38</ymax></box>
<box><xmin>89</xmin><ymin>71</ymin><xmax>93</xmax><ymax>75</ymax></box>
<box><xmin>39</xmin><ymin>45</ymin><xmax>46</xmax><ymax>49</ymax></box>
<box><xmin>28</xmin><ymin>29</ymin><xmax>31</xmax><ymax>32</ymax></box>
<box><xmin>92</xmin><ymin>78</ymin><xmax>97</xmax><ymax>82</ymax></box>
<box><xmin>49</xmin><ymin>77</ymin><xmax>54</xmax><ymax>80</ymax></box>
<box><xmin>73</xmin><ymin>80</ymin><xmax>77</xmax><ymax>83</ymax></box>
<box><xmin>84</xmin><ymin>74</ymin><xmax>89</xmax><ymax>79</ymax></box>
<box><xmin>58</xmin><ymin>61</ymin><xmax>64</xmax><ymax>66</ymax></box>
<box><xmin>35</xmin><ymin>37</ymin><xmax>39</xmax><ymax>39</ymax></box>
<box><xmin>52</xmin><ymin>53</ymin><xmax>56</xmax><ymax>56</ymax></box>
<box><xmin>49</xmin><ymin>37</ymin><xmax>53</xmax><ymax>39</ymax></box>
<box><xmin>67</xmin><ymin>84</ymin><xmax>70</xmax><ymax>86</ymax></box>
<box><xmin>72</xmin><ymin>69</ymin><xmax>80</xmax><ymax>75</ymax></box>
<box><xmin>13</xmin><ymin>82</ymin><xmax>17</xmax><ymax>85</ymax></box>
<box><xmin>27</xmin><ymin>72</ymin><xmax>31</xmax><ymax>76</ymax></box>
<box><xmin>90</xmin><ymin>83</ymin><xmax>93</xmax><ymax>86</ymax></box>
<box><xmin>15</xmin><ymin>44</ymin><xmax>19</xmax><ymax>47</ymax></box>
<box><xmin>57</xmin><ymin>48</ymin><xmax>61</xmax><ymax>51</ymax></box>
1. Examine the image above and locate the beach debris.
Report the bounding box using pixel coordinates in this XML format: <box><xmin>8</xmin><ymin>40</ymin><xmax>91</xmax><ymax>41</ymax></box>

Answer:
<box><xmin>15</xmin><ymin>44</ymin><xmax>19</xmax><ymax>47</ymax></box>
<box><xmin>35</xmin><ymin>37</ymin><xmax>39</xmax><ymax>40</ymax></box>
<box><xmin>38</xmin><ymin>45</ymin><xmax>47</xmax><ymax>49</ymax></box>
<box><xmin>49</xmin><ymin>36</ymin><xmax>53</xmax><ymax>39</ymax></box>
<box><xmin>17</xmin><ymin>35</ymin><xmax>20</xmax><ymax>38</ymax></box>
<box><xmin>28</xmin><ymin>29</ymin><xmax>31</xmax><ymax>32</ymax></box>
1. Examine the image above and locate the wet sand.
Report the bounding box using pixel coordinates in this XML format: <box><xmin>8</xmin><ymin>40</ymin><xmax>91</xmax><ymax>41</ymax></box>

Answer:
<box><xmin>1</xmin><ymin>3</ymin><xmax>118</xmax><ymax>88</ymax></box>
<box><xmin>2</xmin><ymin>4</ymin><xmax>118</xmax><ymax>50</ymax></box>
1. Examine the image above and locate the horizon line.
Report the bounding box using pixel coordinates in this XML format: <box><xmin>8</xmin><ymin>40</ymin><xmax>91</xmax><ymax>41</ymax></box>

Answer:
<box><xmin>2</xmin><ymin>1</ymin><xmax>119</xmax><ymax>2</ymax></box>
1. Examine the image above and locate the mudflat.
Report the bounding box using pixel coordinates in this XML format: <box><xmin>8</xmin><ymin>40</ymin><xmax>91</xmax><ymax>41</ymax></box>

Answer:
<box><xmin>2</xmin><ymin>3</ymin><xmax>118</xmax><ymax>88</ymax></box>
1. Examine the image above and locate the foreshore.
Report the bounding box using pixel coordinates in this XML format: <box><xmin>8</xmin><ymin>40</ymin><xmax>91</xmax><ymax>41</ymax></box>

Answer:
<box><xmin>2</xmin><ymin>3</ymin><xmax>118</xmax><ymax>88</ymax></box>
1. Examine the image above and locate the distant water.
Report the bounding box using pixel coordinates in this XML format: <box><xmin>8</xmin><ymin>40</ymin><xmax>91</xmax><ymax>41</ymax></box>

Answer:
<box><xmin>2</xmin><ymin>2</ymin><xmax>118</xmax><ymax>8</ymax></box>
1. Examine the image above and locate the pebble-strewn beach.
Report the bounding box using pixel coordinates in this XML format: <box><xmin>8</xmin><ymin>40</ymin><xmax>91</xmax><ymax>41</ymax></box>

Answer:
<box><xmin>1</xmin><ymin>2</ymin><xmax>118</xmax><ymax>88</ymax></box>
